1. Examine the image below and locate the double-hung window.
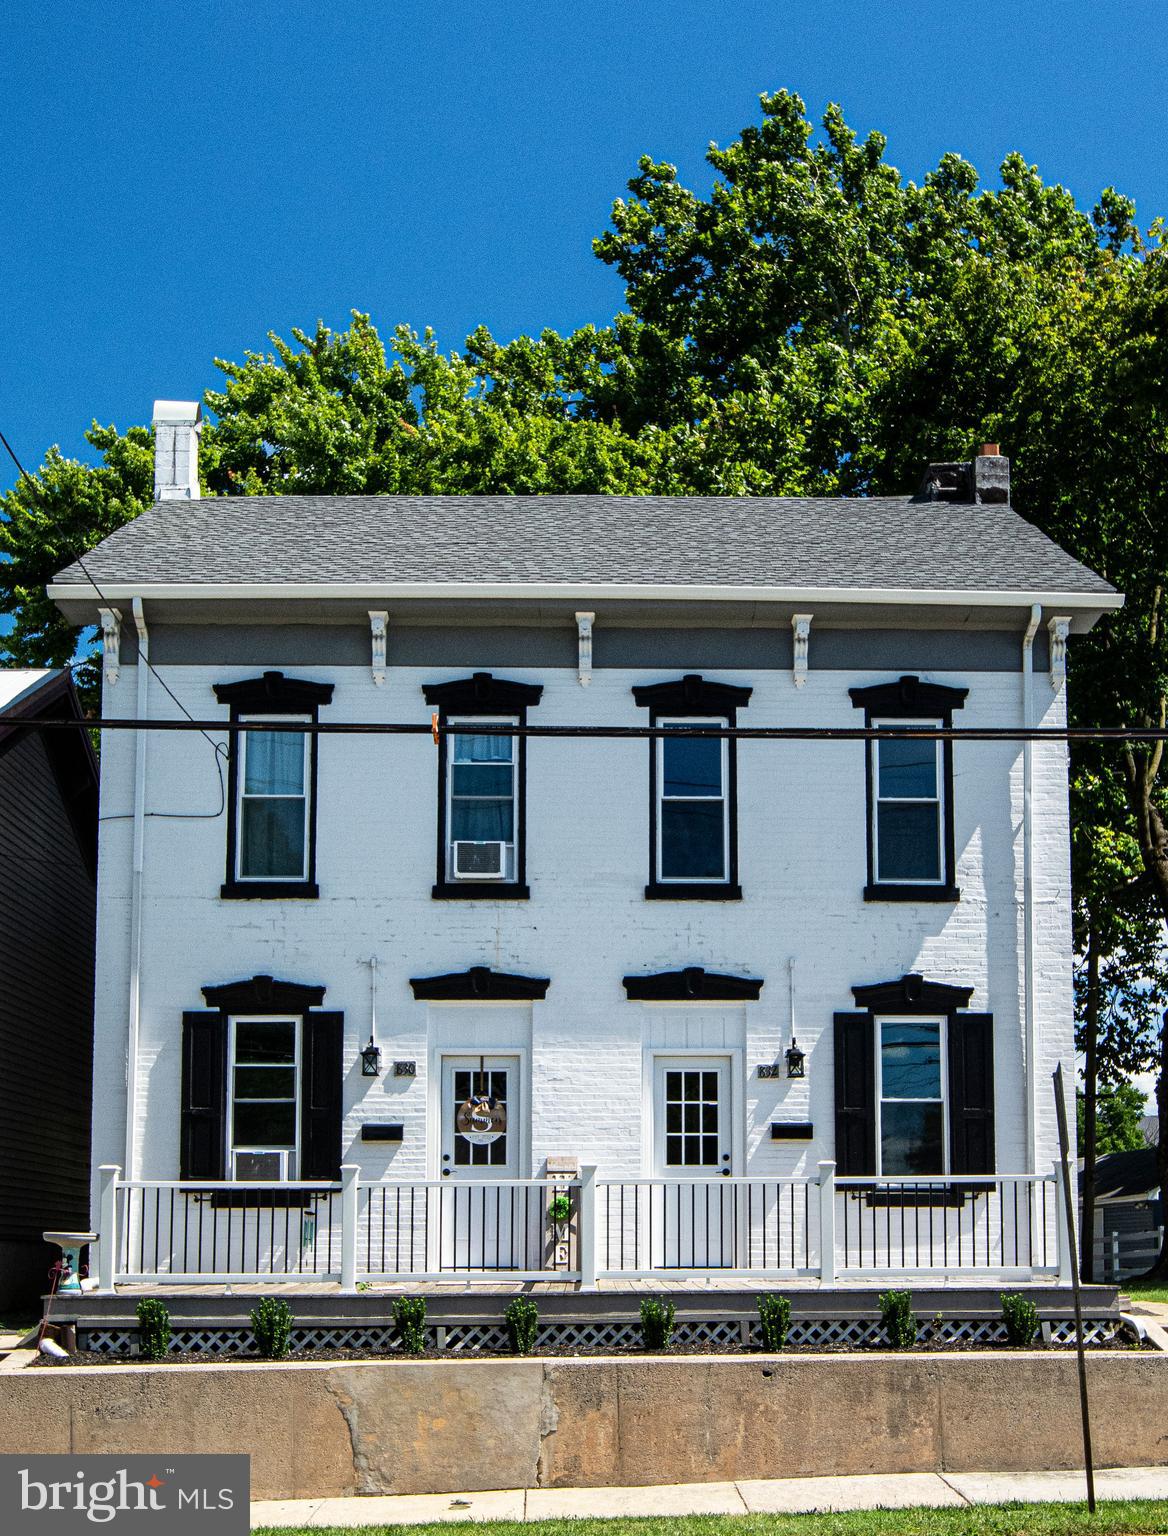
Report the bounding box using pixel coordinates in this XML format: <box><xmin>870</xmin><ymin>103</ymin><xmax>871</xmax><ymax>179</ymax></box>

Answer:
<box><xmin>228</xmin><ymin>1017</ymin><xmax>299</xmax><ymax>1180</ymax></box>
<box><xmin>422</xmin><ymin>672</ymin><xmax>543</xmax><ymax>899</ymax></box>
<box><xmin>849</xmin><ymin>675</ymin><xmax>967</xmax><ymax>902</ymax></box>
<box><xmin>834</xmin><ymin>976</ymin><xmax>995</xmax><ymax>1182</ymax></box>
<box><xmin>632</xmin><ymin>674</ymin><xmax>751</xmax><ymax>900</ymax></box>
<box><xmin>872</xmin><ymin>722</ymin><xmax>943</xmax><ymax>885</ymax></box>
<box><xmin>878</xmin><ymin>1017</ymin><xmax>945</xmax><ymax>1176</ymax></box>
<box><xmin>447</xmin><ymin>719</ymin><xmax>518</xmax><ymax>882</ymax></box>
<box><xmin>238</xmin><ymin>718</ymin><xmax>311</xmax><ymax>882</ymax></box>
<box><xmin>658</xmin><ymin>721</ymin><xmax>728</xmax><ymax>883</ymax></box>
<box><xmin>214</xmin><ymin>672</ymin><xmax>334</xmax><ymax>900</ymax></box>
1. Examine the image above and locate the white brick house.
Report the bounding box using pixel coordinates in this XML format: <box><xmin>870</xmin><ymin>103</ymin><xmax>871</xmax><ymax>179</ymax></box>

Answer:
<box><xmin>49</xmin><ymin>409</ymin><xmax>1121</xmax><ymax>1287</ymax></box>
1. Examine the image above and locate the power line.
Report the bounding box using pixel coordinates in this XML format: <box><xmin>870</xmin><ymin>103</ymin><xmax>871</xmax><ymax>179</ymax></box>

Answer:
<box><xmin>1</xmin><ymin>716</ymin><xmax>1167</xmax><ymax>742</ymax></box>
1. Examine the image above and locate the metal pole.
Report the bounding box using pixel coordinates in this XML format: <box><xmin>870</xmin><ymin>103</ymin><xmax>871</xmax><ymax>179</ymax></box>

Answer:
<box><xmin>1053</xmin><ymin>1063</ymin><xmax>1095</xmax><ymax>1512</ymax></box>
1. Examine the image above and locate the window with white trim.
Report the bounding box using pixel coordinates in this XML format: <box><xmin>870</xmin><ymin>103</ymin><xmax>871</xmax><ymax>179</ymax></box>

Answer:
<box><xmin>446</xmin><ymin>717</ymin><xmax>518</xmax><ymax>882</ymax></box>
<box><xmin>878</xmin><ymin>1017</ymin><xmax>945</xmax><ymax>1176</ymax></box>
<box><xmin>871</xmin><ymin>720</ymin><xmax>944</xmax><ymax>885</ymax></box>
<box><xmin>657</xmin><ymin>719</ymin><xmax>729</xmax><ymax>883</ymax></box>
<box><xmin>228</xmin><ymin>1017</ymin><xmax>300</xmax><ymax>1180</ymax></box>
<box><xmin>237</xmin><ymin>717</ymin><xmax>311</xmax><ymax>882</ymax></box>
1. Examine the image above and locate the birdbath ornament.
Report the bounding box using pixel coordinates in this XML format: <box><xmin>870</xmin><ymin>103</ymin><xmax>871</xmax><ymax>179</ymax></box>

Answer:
<box><xmin>43</xmin><ymin>1231</ymin><xmax>97</xmax><ymax>1294</ymax></box>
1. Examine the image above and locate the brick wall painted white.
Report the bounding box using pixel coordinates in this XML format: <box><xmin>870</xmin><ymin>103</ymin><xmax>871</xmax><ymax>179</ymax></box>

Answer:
<box><xmin>88</xmin><ymin>654</ymin><xmax>1074</xmax><ymax>1219</ymax></box>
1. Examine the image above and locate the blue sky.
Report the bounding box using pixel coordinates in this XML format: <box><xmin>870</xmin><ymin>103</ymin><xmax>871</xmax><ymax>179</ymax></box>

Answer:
<box><xmin>3</xmin><ymin>0</ymin><xmax>1166</xmax><ymax>490</ymax></box>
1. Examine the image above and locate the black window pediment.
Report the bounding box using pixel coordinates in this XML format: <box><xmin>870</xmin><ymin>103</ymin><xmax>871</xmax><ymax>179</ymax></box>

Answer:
<box><xmin>202</xmin><ymin>974</ymin><xmax>327</xmax><ymax>1013</ymax></box>
<box><xmin>213</xmin><ymin>671</ymin><xmax>335</xmax><ymax>712</ymax></box>
<box><xmin>851</xmin><ymin>973</ymin><xmax>974</xmax><ymax>1014</ymax></box>
<box><xmin>409</xmin><ymin>966</ymin><xmax>550</xmax><ymax>1001</ymax></box>
<box><xmin>423</xmin><ymin>672</ymin><xmax>543</xmax><ymax>713</ymax></box>
<box><xmin>632</xmin><ymin>674</ymin><xmax>752</xmax><ymax>717</ymax></box>
<box><xmin>623</xmin><ymin>966</ymin><xmax>763</xmax><ymax>1002</ymax></box>
<box><xmin>848</xmin><ymin>675</ymin><xmax>967</xmax><ymax>721</ymax></box>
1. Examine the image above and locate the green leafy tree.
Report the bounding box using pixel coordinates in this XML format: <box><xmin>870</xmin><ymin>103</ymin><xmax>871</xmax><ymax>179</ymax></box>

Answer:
<box><xmin>0</xmin><ymin>424</ymin><xmax>154</xmax><ymax>699</ymax></box>
<box><xmin>1077</xmin><ymin>1081</ymin><xmax>1150</xmax><ymax>1157</ymax></box>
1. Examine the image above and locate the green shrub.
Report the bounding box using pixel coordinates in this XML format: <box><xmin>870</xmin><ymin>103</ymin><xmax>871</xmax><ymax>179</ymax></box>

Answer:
<box><xmin>249</xmin><ymin>1297</ymin><xmax>292</xmax><ymax>1360</ymax></box>
<box><xmin>393</xmin><ymin>1295</ymin><xmax>428</xmax><ymax>1355</ymax></box>
<box><xmin>135</xmin><ymin>1298</ymin><xmax>171</xmax><ymax>1361</ymax></box>
<box><xmin>757</xmin><ymin>1293</ymin><xmax>792</xmax><ymax>1351</ymax></box>
<box><xmin>878</xmin><ymin>1289</ymin><xmax>917</xmax><ymax>1349</ymax></box>
<box><xmin>548</xmin><ymin>1191</ymin><xmax>572</xmax><ymax>1224</ymax></box>
<box><xmin>504</xmin><ymin>1297</ymin><xmax>539</xmax><ymax>1355</ymax></box>
<box><xmin>639</xmin><ymin>1297</ymin><xmax>676</xmax><ymax>1351</ymax></box>
<box><xmin>1001</xmin><ymin>1292</ymin><xmax>1040</xmax><ymax>1346</ymax></box>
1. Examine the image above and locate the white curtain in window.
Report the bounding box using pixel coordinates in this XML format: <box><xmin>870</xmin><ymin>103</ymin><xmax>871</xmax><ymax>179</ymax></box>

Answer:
<box><xmin>245</xmin><ymin>731</ymin><xmax>305</xmax><ymax>795</ymax></box>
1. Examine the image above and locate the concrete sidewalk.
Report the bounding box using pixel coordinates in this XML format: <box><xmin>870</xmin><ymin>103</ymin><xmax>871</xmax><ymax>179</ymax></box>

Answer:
<box><xmin>251</xmin><ymin>1465</ymin><xmax>1168</xmax><ymax>1527</ymax></box>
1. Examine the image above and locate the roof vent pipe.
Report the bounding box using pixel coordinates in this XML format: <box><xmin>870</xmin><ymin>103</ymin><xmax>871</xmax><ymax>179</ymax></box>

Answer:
<box><xmin>152</xmin><ymin>400</ymin><xmax>202</xmax><ymax>501</ymax></box>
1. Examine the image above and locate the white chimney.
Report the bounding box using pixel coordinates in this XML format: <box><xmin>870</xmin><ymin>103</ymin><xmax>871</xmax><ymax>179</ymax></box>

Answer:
<box><xmin>152</xmin><ymin>400</ymin><xmax>202</xmax><ymax>500</ymax></box>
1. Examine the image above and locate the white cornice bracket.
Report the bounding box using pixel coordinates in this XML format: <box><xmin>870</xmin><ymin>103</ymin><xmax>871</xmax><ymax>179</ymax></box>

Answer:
<box><xmin>1048</xmin><ymin>615</ymin><xmax>1070</xmax><ymax>692</ymax></box>
<box><xmin>369</xmin><ymin>611</ymin><xmax>388</xmax><ymax>686</ymax></box>
<box><xmin>791</xmin><ymin>613</ymin><xmax>812</xmax><ymax>688</ymax></box>
<box><xmin>98</xmin><ymin>607</ymin><xmax>122</xmax><ymax>686</ymax></box>
<box><xmin>576</xmin><ymin>611</ymin><xmax>595</xmax><ymax>688</ymax></box>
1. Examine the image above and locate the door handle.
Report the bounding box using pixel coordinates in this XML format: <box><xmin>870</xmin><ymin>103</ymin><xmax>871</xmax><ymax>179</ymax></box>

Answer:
<box><xmin>721</xmin><ymin>1168</ymin><xmax>731</xmax><ymax>1177</ymax></box>
<box><xmin>442</xmin><ymin>1169</ymin><xmax>451</xmax><ymax>1177</ymax></box>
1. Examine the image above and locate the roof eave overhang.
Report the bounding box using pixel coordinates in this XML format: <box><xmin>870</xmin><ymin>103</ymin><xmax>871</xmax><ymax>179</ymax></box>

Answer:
<box><xmin>47</xmin><ymin>579</ymin><xmax>1124</xmax><ymax>633</ymax></box>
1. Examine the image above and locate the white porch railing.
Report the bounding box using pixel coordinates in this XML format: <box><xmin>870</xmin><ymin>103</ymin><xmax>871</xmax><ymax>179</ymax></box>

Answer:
<box><xmin>95</xmin><ymin>1162</ymin><xmax>1066</xmax><ymax>1289</ymax></box>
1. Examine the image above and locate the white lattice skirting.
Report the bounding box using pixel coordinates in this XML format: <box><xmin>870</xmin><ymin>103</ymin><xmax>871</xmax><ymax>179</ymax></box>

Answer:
<box><xmin>76</xmin><ymin>1314</ymin><xmax>1126</xmax><ymax>1357</ymax></box>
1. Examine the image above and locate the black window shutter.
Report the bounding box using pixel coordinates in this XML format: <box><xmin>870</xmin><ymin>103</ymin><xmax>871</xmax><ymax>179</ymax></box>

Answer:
<box><xmin>180</xmin><ymin>1011</ymin><xmax>226</xmax><ymax>1179</ymax></box>
<box><xmin>833</xmin><ymin>1011</ymin><xmax>876</xmax><ymax>1175</ymax></box>
<box><xmin>949</xmin><ymin>1012</ymin><xmax>995</xmax><ymax>1174</ymax></box>
<box><xmin>301</xmin><ymin>1011</ymin><xmax>344</xmax><ymax>1180</ymax></box>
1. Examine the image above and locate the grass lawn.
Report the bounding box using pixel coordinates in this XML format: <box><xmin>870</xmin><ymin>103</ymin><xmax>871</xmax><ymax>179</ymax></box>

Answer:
<box><xmin>256</xmin><ymin>1503</ymin><xmax>1168</xmax><ymax>1536</ymax></box>
<box><xmin>1122</xmin><ymin>1279</ymin><xmax>1168</xmax><ymax>1305</ymax></box>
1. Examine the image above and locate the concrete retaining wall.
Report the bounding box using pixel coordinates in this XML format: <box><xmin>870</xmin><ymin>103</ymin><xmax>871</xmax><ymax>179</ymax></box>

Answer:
<box><xmin>1</xmin><ymin>1353</ymin><xmax>1165</xmax><ymax>1500</ymax></box>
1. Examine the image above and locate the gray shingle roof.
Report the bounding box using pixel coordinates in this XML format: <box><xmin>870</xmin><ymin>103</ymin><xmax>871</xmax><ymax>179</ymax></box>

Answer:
<box><xmin>52</xmin><ymin>494</ymin><xmax>1115</xmax><ymax>595</ymax></box>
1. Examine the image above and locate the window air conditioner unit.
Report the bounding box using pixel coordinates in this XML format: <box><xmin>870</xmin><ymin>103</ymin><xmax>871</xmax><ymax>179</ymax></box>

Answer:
<box><xmin>233</xmin><ymin>1148</ymin><xmax>290</xmax><ymax>1181</ymax></box>
<box><xmin>453</xmin><ymin>841</ymin><xmax>507</xmax><ymax>879</ymax></box>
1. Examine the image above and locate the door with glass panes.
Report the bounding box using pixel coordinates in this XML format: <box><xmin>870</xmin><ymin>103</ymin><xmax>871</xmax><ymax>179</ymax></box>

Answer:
<box><xmin>439</xmin><ymin>1056</ymin><xmax>525</xmax><ymax>1270</ymax></box>
<box><xmin>651</xmin><ymin>1057</ymin><xmax>734</xmax><ymax>1268</ymax></box>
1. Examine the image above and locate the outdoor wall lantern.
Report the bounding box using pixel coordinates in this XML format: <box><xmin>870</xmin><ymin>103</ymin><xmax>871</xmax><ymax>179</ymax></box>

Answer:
<box><xmin>361</xmin><ymin>1038</ymin><xmax>383</xmax><ymax>1077</ymax></box>
<box><xmin>785</xmin><ymin>1038</ymin><xmax>806</xmax><ymax>1079</ymax></box>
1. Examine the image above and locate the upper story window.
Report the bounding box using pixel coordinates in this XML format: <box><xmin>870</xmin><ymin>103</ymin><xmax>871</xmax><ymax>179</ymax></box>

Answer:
<box><xmin>229</xmin><ymin>1016</ymin><xmax>299</xmax><ymax>1180</ymax></box>
<box><xmin>447</xmin><ymin>719</ymin><xmax>518</xmax><ymax>882</ymax></box>
<box><xmin>658</xmin><ymin>720</ymin><xmax>728</xmax><ymax>883</ymax></box>
<box><xmin>872</xmin><ymin>723</ymin><xmax>943</xmax><ymax>885</ymax></box>
<box><xmin>878</xmin><ymin>1017</ymin><xmax>944</xmax><ymax>1176</ymax></box>
<box><xmin>422</xmin><ymin>672</ymin><xmax>544</xmax><ymax>900</ymax></box>
<box><xmin>238</xmin><ymin>720</ymin><xmax>311</xmax><ymax>881</ymax></box>
<box><xmin>632</xmin><ymin>674</ymin><xmax>752</xmax><ymax>901</ymax></box>
<box><xmin>849</xmin><ymin>675</ymin><xmax>968</xmax><ymax>903</ymax></box>
<box><xmin>213</xmin><ymin>671</ymin><xmax>335</xmax><ymax>900</ymax></box>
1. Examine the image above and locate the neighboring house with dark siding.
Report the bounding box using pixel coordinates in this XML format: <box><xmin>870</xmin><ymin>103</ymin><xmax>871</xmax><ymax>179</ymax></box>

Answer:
<box><xmin>0</xmin><ymin>669</ymin><xmax>98</xmax><ymax>1308</ymax></box>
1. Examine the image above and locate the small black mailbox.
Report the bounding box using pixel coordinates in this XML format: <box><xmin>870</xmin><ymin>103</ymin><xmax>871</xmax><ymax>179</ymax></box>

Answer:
<box><xmin>770</xmin><ymin>1122</ymin><xmax>814</xmax><ymax>1141</ymax></box>
<box><xmin>361</xmin><ymin>1123</ymin><xmax>405</xmax><ymax>1143</ymax></box>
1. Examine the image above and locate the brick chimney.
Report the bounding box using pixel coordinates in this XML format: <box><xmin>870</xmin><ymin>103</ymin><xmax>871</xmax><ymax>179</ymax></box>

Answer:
<box><xmin>917</xmin><ymin>445</ymin><xmax>1010</xmax><ymax>505</ymax></box>
<box><xmin>152</xmin><ymin>400</ymin><xmax>202</xmax><ymax>500</ymax></box>
<box><xmin>971</xmin><ymin>443</ymin><xmax>1009</xmax><ymax>504</ymax></box>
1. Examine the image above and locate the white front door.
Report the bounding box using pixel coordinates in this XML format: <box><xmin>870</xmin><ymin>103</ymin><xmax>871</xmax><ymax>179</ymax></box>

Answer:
<box><xmin>439</xmin><ymin>1055</ymin><xmax>526</xmax><ymax>1270</ymax></box>
<box><xmin>651</xmin><ymin>1056</ymin><xmax>735</xmax><ymax>1268</ymax></box>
